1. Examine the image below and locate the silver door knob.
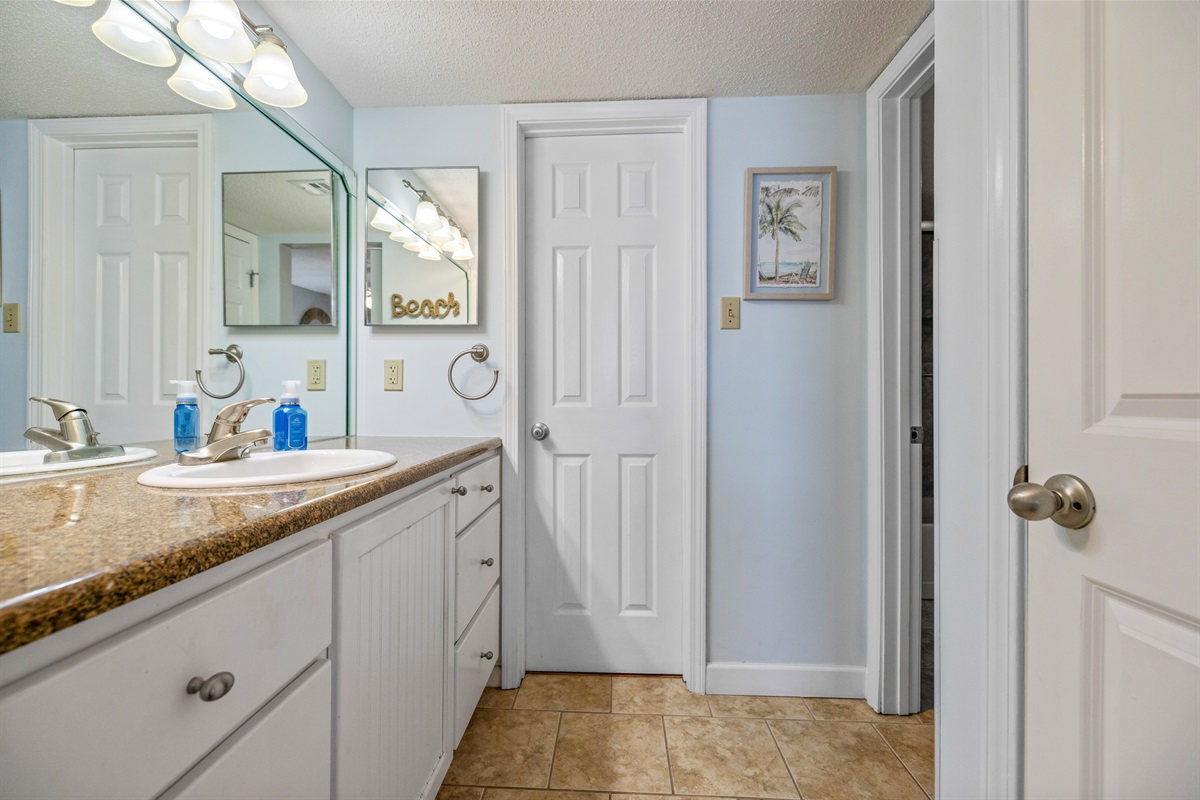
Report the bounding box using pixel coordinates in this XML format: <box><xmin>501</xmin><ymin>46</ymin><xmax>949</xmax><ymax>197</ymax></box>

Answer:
<box><xmin>1007</xmin><ymin>473</ymin><xmax>1095</xmax><ymax>530</ymax></box>
<box><xmin>530</xmin><ymin>422</ymin><xmax>549</xmax><ymax>441</ymax></box>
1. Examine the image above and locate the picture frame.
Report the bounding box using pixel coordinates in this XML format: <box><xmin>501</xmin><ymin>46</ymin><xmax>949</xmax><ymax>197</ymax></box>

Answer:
<box><xmin>743</xmin><ymin>166</ymin><xmax>838</xmax><ymax>300</ymax></box>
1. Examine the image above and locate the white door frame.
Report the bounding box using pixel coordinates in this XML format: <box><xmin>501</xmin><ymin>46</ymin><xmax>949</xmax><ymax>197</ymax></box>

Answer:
<box><xmin>26</xmin><ymin>115</ymin><xmax>212</xmax><ymax>429</ymax></box>
<box><xmin>864</xmin><ymin>14</ymin><xmax>934</xmax><ymax>718</ymax></box>
<box><xmin>500</xmin><ymin>99</ymin><xmax>708</xmax><ymax>691</ymax></box>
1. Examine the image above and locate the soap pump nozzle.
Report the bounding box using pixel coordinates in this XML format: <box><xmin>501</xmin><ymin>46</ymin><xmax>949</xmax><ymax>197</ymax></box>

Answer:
<box><xmin>170</xmin><ymin>380</ymin><xmax>198</xmax><ymax>403</ymax></box>
<box><xmin>280</xmin><ymin>380</ymin><xmax>302</xmax><ymax>403</ymax></box>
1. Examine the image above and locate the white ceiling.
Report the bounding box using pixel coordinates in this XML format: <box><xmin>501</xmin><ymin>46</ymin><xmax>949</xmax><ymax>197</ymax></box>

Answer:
<box><xmin>224</xmin><ymin>170</ymin><xmax>334</xmax><ymax>235</ymax></box>
<box><xmin>258</xmin><ymin>0</ymin><xmax>931</xmax><ymax>108</ymax></box>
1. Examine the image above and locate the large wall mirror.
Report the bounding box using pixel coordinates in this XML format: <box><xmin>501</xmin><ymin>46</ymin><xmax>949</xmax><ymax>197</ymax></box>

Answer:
<box><xmin>223</xmin><ymin>170</ymin><xmax>336</xmax><ymax>326</ymax></box>
<box><xmin>0</xmin><ymin>0</ymin><xmax>353</xmax><ymax>450</ymax></box>
<box><xmin>364</xmin><ymin>168</ymin><xmax>479</xmax><ymax>326</ymax></box>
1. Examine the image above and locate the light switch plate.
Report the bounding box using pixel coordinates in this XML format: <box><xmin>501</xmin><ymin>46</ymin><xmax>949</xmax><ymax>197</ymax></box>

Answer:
<box><xmin>720</xmin><ymin>297</ymin><xmax>740</xmax><ymax>330</ymax></box>
<box><xmin>2</xmin><ymin>303</ymin><xmax>19</xmax><ymax>333</ymax></box>
<box><xmin>384</xmin><ymin>360</ymin><xmax>404</xmax><ymax>391</ymax></box>
<box><xmin>307</xmin><ymin>359</ymin><xmax>326</xmax><ymax>391</ymax></box>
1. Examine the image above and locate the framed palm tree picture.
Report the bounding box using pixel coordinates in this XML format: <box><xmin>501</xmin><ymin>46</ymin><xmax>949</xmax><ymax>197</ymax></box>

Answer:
<box><xmin>743</xmin><ymin>166</ymin><xmax>838</xmax><ymax>300</ymax></box>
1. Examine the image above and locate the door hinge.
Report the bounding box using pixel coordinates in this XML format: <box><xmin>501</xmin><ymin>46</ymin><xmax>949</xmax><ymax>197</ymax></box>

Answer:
<box><xmin>909</xmin><ymin>426</ymin><xmax>925</xmax><ymax>444</ymax></box>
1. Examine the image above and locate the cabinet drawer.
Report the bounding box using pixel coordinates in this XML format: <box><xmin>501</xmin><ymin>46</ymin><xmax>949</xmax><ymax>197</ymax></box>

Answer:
<box><xmin>455</xmin><ymin>454</ymin><xmax>500</xmax><ymax>532</ymax></box>
<box><xmin>0</xmin><ymin>541</ymin><xmax>332</xmax><ymax>800</ymax></box>
<box><xmin>160</xmin><ymin>659</ymin><xmax>331</xmax><ymax>800</ymax></box>
<box><xmin>453</xmin><ymin>584</ymin><xmax>499</xmax><ymax>748</ymax></box>
<box><xmin>455</xmin><ymin>504</ymin><xmax>500</xmax><ymax>640</ymax></box>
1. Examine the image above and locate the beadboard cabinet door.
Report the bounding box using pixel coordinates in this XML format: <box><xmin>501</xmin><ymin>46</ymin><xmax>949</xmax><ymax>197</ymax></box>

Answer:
<box><xmin>332</xmin><ymin>478</ymin><xmax>456</xmax><ymax>800</ymax></box>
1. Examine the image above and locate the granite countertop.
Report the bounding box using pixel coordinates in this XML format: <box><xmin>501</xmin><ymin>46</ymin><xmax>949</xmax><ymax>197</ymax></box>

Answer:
<box><xmin>0</xmin><ymin>435</ymin><xmax>501</xmax><ymax>655</ymax></box>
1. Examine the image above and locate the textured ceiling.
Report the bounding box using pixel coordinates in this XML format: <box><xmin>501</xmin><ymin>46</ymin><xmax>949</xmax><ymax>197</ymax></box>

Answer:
<box><xmin>223</xmin><ymin>171</ymin><xmax>334</xmax><ymax>236</ymax></box>
<box><xmin>0</xmin><ymin>0</ymin><xmax>232</xmax><ymax>120</ymax></box>
<box><xmin>258</xmin><ymin>0</ymin><xmax>931</xmax><ymax>108</ymax></box>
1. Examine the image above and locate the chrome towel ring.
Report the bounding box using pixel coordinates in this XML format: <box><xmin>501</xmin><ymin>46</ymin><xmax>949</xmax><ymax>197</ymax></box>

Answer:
<box><xmin>448</xmin><ymin>344</ymin><xmax>499</xmax><ymax>401</ymax></box>
<box><xmin>196</xmin><ymin>344</ymin><xmax>246</xmax><ymax>400</ymax></box>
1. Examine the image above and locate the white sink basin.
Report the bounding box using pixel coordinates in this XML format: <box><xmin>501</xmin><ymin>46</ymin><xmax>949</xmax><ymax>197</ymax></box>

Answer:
<box><xmin>0</xmin><ymin>447</ymin><xmax>158</xmax><ymax>477</ymax></box>
<box><xmin>136</xmin><ymin>449</ymin><xmax>398</xmax><ymax>489</ymax></box>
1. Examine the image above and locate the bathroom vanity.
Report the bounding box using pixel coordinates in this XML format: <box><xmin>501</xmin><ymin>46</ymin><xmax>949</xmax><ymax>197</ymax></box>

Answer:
<box><xmin>0</xmin><ymin>437</ymin><xmax>501</xmax><ymax>800</ymax></box>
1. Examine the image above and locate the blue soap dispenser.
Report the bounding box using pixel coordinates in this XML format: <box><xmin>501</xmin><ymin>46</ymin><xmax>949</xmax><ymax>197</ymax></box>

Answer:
<box><xmin>170</xmin><ymin>379</ymin><xmax>200</xmax><ymax>454</ymax></box>
<box><xmin>273</xmin><ymin>380</ymin><xmax>307</xmax><ymax>451</ymax></box>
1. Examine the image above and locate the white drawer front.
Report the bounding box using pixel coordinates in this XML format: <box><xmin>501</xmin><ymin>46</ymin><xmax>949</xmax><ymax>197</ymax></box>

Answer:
<box><xmin>160</xmin><ymin>658</ymin><xmax>331</xmax><ymax>800</ymax></box>
<box><xmin>0</xmin><ymin>541</ymin><xmax>332</xmax><ymax>800</ymax></box>
<box><xmin>455</xmin><ymin>454</ymin><xmax>500</xmax><ymax>533</ymax></box>
<box><xmin>454</xmin><ymin>584</ymin><xmax>500</xmax><ymax>747</ymax></box>
<box><xmin>455</xmin><ymin>504</ymin><xmax>501</xmax><ymax>640</ymax></box>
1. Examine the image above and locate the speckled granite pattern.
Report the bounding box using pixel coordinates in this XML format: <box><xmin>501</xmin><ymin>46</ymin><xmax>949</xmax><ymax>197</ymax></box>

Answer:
<box><xmin>0</xmin><ymin>436</ymin><xmax>500</xmax><ymax>655</ymax></box>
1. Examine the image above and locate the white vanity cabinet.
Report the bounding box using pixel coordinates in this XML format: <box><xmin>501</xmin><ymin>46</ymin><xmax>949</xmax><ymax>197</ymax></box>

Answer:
<box><xmin>0</xmin><ymin>540</ymin><xmax>333</xmax><ymax>800</ymax></box>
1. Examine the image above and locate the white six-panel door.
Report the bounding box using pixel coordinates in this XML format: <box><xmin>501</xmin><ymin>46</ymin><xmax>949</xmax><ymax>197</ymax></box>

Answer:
<box><xmin>72</xmin><ymin>146</ymin><xmax>198</xmax><ymax>444</ymax></box>
<box><xmin>525</xmin><ymin>132</ymin><xmax>687</xmax><ymax>674</ymax></box>
<box><xmin>1026</xmin><ymin>2</ymin><xmax>1200</xmax><ymax>796</ymax></box>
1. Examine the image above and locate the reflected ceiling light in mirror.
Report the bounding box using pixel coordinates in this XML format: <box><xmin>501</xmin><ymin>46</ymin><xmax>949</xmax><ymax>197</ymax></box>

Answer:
<box><xmin>92</xmin><ymin>0</ymin><xmax>177</xmax><ymax>67</ymax></box>
<box><xmin>428</xmin><ymin>221</ymin><xmax>454</xmax><ymax>243</ymax></box>
<box><xmin>244</xmin><ymin>31</ymin><xmax>308</xmax><ymax>107</ymax></box>
<box><xmin>414</xmin><ymin>194</ymin><xmax>439</xmax><ymax>231</ymax></box>
<box><xmin>452</xmin><ymin>240</ymin><xmax>475</xmax><ymax>260</ymax></box>
<box><xmin>418</xmin><ymin>247</ymin><xmax>442</xmax><ymax>261</ymax></box>
<box><xmin>402</xmin><ymin>241</ymin><xmax>426</xmax><ymax>252</ymax></box>
<box><xmin>177</xmin><ymin>0</ymin><xmax>254</xmax><ymax>63</ymax></box>
<box><xmin>370</xmin><ymin>206</ymin><xmax>402</xmax><ymax>233</ymax></box>
<box><xmin>167</xmin><ymin>55</ymin><xmax>236</xmax><ymax>109</ymax></box>
<box><xmin>389</xmin><ymin>228</ymin><xmax>418</xmax><ymax>243</ymax></box>
<box><xmin>53</xmin><ymin>0</ymin><xmax>97</xmax><ymax>6</ymax></box>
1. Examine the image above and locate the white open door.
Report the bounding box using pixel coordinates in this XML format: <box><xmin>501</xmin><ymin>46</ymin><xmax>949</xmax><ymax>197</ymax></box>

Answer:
<box><xmin>1025</xmin><ymin>2</ymin><xmax>1200</xmax><ymax>796</ymax></box>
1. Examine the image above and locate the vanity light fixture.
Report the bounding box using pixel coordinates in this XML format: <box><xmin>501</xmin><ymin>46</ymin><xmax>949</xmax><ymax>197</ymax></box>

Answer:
<box><xmin>389</xmin><ymin>228</ymin><xmax>418</xmax><ymax>243</ymax></box>
<box><xmin>177</xmin><ymin>0</ymin><xmax>255</xmax><ymax>63</ymax></box>
<box><xmin>414</xmin><ymin>193</ymin><xmax>440</xmax><ymax>231</ymax></box>
<box><xmin>243</xmin><ymin>29</ymin><xmax>307</xmax><ymax>108</ymax></box>
<box><xmin>401</xmin><ymin>241</ymin><xmax>427</xmax><ymax>252</ymax></box>
<box><xmin>417</xmin><ymin>247</ymin><xmax>443</xmax><ymax>261</ymax></box>
<box><xmin>451</xmin><ymin>240</ymin><xmax>475</xmax><ymax>261</ymax></box>
<box><xmin>370</xmin><ymin>206</ymin><xmax>403</xmax><ymax>233</ymax></box>
<box><xmin>167</xmin><ymin>55</ymin><xmax>236</xmax><ymax>109</ymax></box>
<box><xmin>92</xmin><ymin>0</ymin><xmax>177</xmax><ymax>67</ymax></box>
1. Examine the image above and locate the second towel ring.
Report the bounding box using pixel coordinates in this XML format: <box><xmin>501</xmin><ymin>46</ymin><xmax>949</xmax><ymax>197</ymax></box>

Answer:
<box><xmin>196</xmin><ymin>344</ymin><xmax>245</xmax><ymax>400</ymax></box>
<box><xmin>448</xmin><ymin>344</ymin><xmax>500</xmax><ymax>401</ymax></box>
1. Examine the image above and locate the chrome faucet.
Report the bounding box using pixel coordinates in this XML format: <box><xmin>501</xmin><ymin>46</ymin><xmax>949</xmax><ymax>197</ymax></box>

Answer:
<box><xmin>25</xmin><ymin>397</ymin><xmax>126</xmax><ymax>464</ymax></box>
<box><xmin>178</xmin><ymin>398</ymin><xmax>275</xmax><ymax>466</ymax></box>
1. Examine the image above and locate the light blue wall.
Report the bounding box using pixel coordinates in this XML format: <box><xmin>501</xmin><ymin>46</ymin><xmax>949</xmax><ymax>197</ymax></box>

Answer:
<box><xmin>0</xmin><ymin>121</ymin><xmax>29</xmax><ymax>451</ymax></box>
<box><xmin>354</xmin><ymin>105</ymin><xmax>504</xmax><ymax>437</ymax></box>
<box><xmin>352</xmin><ymin>95</ymin><xmax>869</xmax><ymax>670</ymax></box>
<box><xmin>706</xmin><ymin>95</ymin><xmax>867</xmax><ymax>667</ymax></box>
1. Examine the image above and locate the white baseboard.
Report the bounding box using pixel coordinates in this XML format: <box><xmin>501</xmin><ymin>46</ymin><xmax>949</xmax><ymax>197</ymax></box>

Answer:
<box><xmin>705</xmin><ymin>662</ymin><xmax>867</xmax><ymax>698</ymax></box>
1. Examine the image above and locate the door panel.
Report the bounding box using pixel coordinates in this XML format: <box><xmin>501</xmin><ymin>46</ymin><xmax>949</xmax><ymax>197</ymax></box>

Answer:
<box><xmin>526</xmin><ymin>132</ymin><xmax>686</xmax><ymax>674</ymax></box>
<box><xmin>73</xmin><ymin>146</ymin><xmax>197</xmax><ymax>444</ymax></box>
<box><xmin>1026</xmin><ymin>2</ymin><xmax>1200</xmax><ymax>796</ymax></box>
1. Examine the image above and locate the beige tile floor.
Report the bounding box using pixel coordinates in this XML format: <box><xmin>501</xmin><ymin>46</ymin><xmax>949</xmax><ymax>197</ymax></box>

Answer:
<box><xmin>438</xmin><ymin>674</ymin><xmax>934</xmax><ymax>800</ymax></box>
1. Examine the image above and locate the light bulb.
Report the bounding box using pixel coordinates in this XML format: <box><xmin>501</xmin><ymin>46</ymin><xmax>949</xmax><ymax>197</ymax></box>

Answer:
<box><xmin>177</xmin><ymin>0</ymin><xmax>254</xmax><ymax>63</ymax></box>
<box><xmin>414</xmin><ymin>198</ymin><xmax>439</xmax><ymax>230</ymax></box>
<box><xmin>244</xmin><ymin>38</ymin><xmax>307</xmax><ymax>107</ymax></box>
<box><xmin>92</xmin><ymin>0</ymin><xmax>176</xmax><ymax>67</ymax></box>
<box><xmin>167</xmin><ymin>55</ymin><xmax>236</xmax><ymax>109</ymax></box>
<box><xmin>370</xmin><ymin>206</ymin><xmax>401</xmax><ymax>233</ymax></box>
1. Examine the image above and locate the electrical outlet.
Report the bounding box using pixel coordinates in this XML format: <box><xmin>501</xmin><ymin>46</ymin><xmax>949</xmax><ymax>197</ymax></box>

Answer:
<box><xmin>307</xmin><ymin>359</ymin><xmax>326</xmax><ymax>391</ymax></box>
<box><xmin>384</xmin><ymin>360</ymin><xmax>404</xmax><ymax>391</ymax></box>
<box><xmin>720</xmin><ymin>297</ymin><xmax>740</xmax><ymax>329</ymax></box>
<box><xmin>2</xmin><ymin>303</ymin><xmax>19</xmax><ymax>333</ymax></box>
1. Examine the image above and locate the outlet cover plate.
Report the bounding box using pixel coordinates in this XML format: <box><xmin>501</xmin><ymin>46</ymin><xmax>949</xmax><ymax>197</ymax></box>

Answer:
<box><xmin>307</xmin><ymin>359</ymin><xmax>326</xmax><ymax>391</ymax></box>
<box><xmin>384</xmin><ymin>360</ymin><xmax>404</xmax><ymax>391</ymax></box>
<box><xmin>2</xmin><ymin>303</ymin><xmax>19</xmax><ymax>333</ymax></box>
<box><xmin>720</xmin><ymin>297</ymin><xmax>740</xmax><ymax>329</ymax></box>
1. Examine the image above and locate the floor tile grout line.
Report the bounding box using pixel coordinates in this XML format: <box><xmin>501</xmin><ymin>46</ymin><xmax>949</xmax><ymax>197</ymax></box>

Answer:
<box><xmin>660</xmin><ymin>713</ymin><xmax>676</xmax><ymax>796</ymax></box>
<box><xmin>764</xmin><ymin>718</ymin><xmax>806</xmax><ymax>800</ymax></box>
<box><xmin>871</xmin><ymin>722</ymin><xmax>932</xmax><ymax>800</ymax></box>
<box><xmin>545</xmin><ymin>710</ymin><xmax>565</xmax><ymax>790</ymax></box>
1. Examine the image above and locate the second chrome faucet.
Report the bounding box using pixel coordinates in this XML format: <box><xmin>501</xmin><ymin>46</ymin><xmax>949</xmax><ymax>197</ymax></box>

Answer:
<box><xmin>177</xmin><ymin>398</ymin><xmax>275</xmax><ymax>466</ymax></box>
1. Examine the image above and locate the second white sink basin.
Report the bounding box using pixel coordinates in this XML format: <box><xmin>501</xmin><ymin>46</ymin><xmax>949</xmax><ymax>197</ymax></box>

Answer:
<box><xmin>137</xmin><ymin>449</ymin><xmax>398</xmax><ymax>489</ymax></box>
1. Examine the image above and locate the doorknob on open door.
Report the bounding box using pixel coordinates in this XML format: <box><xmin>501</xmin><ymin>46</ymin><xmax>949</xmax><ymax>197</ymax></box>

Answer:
<box><xmin>531</xmin><ymin>422</ymin><xmax>549</xmax><ymax>441</ymax></box>
<box><xmin>1007</xmin><ymin>473</ymin><xmax>1096</xmax><ymax>529</ymax></box>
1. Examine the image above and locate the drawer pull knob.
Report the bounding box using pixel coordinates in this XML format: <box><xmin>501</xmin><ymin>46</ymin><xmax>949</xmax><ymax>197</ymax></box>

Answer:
<box><xmin>481</xmin><ymin>651</ymin><xmax>494</xmax><ymax>660</ymax></box>
<box><xmin>482</xmin><ymin>484</ymin><xmax>495</xmax><ymax>492</ymax></box>
<box><xmin>451</xmin><ymin>486</ymin><xmax>467</xmax><ymax>496</ymax></box>
<box><xmin>481</xmin><ymin>557</ymin><xmax>495</xmax><ymax>567</ymax></box>
<box><xmin>186</xmin><ymin>672</ymin><xmax>235</xmax><ymax>702</ymax></box>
